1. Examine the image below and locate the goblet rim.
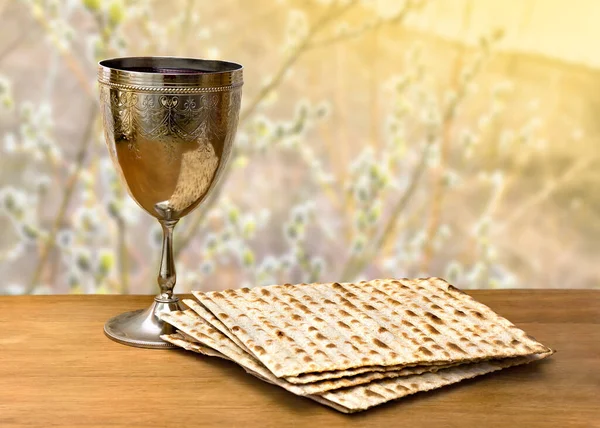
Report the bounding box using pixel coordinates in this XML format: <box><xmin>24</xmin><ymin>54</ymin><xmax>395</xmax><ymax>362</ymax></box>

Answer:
<box><xmin>98</xmin><ymin>56</ymin><xmax>243</xmax><ymax>90</ymax></box>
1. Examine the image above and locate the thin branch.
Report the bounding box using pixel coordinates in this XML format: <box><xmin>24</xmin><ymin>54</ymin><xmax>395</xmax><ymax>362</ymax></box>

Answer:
<box><xmin>340</xmin><ymin>137</ymin><xmax>433</xmax><ymax>281</ymax></box>
<box><xmin>496</xmin><ymin>157</ymin><xmax>596</xmax><ymax>233</ymax></box>
<box><xmin>306</xmin><ymin>0</ymin><xmax>417</xmax><ymax>50</ymax></box>
<box><xmin>26</xmin><ymin>103</ymin><xmax>98</xmax><ymax>292</ymax></box>
<box><xmin>374</xmin><ymin>142</ymin><xmax>433</xmax><ymax>253</ymax></box>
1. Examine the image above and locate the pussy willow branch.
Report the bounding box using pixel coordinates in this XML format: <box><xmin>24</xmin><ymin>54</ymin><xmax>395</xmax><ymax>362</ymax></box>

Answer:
<box><xmin>27</xmin><ymin>103</ymin><xmax>98</xmax><ymax>293</ymax></box>
<box><xmin>418</xmin><ymin>49</ymin><xmax>486</xmax><ymax>271</ymax></box>
<box><xmin>340</xmin><ymin>30</ymin><xmax>491</xmax><ymax>280</ymax></box>
<box><xmin>174</xmin><ymin>0</ymin><xmax>359</xmax><ymax>256</ymax></box>
<box><xmin>339</xmin><ymin>135</ymin><xmax>434</xmax><ymax>281</ymax></box>
<box><xmin>26</xmin><ymin>4</ymin><xmax>93</xmax><ymax>97</ymax></box>
<box><xmin>418</xmin><ymin>116</ymin><xmax>455</xmax><ymax>271</ymax></box>
<box><xmin>419</xmin><ymin>0</ymin><xmax>475</xmax><ymax>271</ymax></box>
<box><xmin>239</xmin><ymin>0</ymin><xmax>359</xmax><ymax>124</ymax></box>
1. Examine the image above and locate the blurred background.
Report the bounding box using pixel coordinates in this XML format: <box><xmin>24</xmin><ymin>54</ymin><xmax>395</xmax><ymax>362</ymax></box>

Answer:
<box><xmin>0</xmin><ymin>0</ymin><xmax>598</xmax><ymax>295</ymax></box>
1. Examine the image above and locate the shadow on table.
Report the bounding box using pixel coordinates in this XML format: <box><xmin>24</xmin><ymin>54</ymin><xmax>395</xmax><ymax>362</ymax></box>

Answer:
<box><xmin>173</xmin><ymin>348</ymin><xmax>333</xmax><ymax>415</ymax></box>
<box><xmin>351</xmin><ymin>358</ymin><xmax>554</xmax><ymax>418</ymax></box>
<box><xmin>175</xmin><ymin>348</ymin><xmax>554</xmax><ymax>417</ymax></box>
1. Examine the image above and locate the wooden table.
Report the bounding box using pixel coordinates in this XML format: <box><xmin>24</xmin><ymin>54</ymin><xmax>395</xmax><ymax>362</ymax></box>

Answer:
<box><xmin>1</xmin><ymin>290</ymin><xmax>599</xmax><ymax>427</ymax></box>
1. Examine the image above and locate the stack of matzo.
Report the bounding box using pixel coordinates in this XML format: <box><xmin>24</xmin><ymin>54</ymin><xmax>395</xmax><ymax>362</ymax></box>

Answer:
<box><xmin>160</xmin><ymin>277</ymin><xmax>553</xmax><ymax>413</ymax></box>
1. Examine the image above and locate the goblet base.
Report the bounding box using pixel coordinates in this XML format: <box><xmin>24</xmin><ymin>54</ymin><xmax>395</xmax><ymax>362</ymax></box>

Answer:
<box><xmin>104</xmin><ymin>297</ymin><xmax>184</xmax><ymax>349</ymax></box>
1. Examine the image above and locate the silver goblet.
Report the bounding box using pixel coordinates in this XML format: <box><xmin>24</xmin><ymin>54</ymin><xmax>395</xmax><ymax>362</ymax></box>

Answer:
<box><xmin>98</xmin><ymin>57</ymin><xmax>243</xmax><ymax>348</ymax></box>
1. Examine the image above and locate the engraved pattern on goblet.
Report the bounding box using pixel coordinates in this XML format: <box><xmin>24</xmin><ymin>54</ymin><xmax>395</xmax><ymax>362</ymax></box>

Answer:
<box><xmin>100</xmin><ymin>86</ymin><xmax>242</xmax><ymax>163</ymax></box>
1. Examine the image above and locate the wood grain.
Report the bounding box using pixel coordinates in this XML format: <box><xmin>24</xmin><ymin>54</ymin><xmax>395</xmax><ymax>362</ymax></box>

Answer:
<box><xmin>0</xmin><ymin>290</ymin><xmax>599</xmax><ymax>428</ymax></box>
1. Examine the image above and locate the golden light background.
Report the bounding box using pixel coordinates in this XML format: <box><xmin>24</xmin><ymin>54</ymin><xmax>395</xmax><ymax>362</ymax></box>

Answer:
<box><xmin>0</xmin><ymin>0</ymin><xmax>598</xmax><ymax>294</ymax></box>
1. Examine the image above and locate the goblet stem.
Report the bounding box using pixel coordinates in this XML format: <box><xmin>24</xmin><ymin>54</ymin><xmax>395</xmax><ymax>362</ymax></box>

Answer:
<box><xmin>157</xmin><ymin>219</ymin><xmax>179</xmax><ymax>301</ymax></box>
<box><xmin>103</xmin><ymin>217</ymin><xmax>184</xmax><ymax>348</ymax></box>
